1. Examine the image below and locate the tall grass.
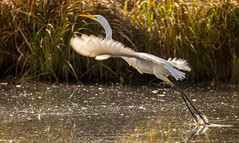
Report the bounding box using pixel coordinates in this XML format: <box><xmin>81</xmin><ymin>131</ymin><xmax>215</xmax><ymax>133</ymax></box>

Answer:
<box><xmin>123</xmin><ymin>0</ymin><xmax>239</xmax><ymax>82</ymax></box>
<box><xmin>0</xmin><ymin>0</ymin><xmax>135</xmax><ymax>82</ymax></box>
<box><xmin>1</xmin><ymin>0</ymin><xmax>78</xmax><ymax>81</ymax></box>
<box><xmin>0</xmin><ymin>0</ymin><xmax>238</xmax><ymax>82</ymax></box>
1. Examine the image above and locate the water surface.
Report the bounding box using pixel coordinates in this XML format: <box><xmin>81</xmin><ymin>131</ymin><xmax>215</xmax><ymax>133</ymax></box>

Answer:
<box><xmin>0</xmin><ymin>82</ymin><xmax>238</xmax><ymax>142</ymax></box>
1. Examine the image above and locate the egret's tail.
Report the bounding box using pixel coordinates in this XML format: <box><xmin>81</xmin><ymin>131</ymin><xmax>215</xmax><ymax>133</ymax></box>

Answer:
<box><xmin>167</xmin><ymin>58</ymin><xmax>191</xmax><ymax>71</ymax></box>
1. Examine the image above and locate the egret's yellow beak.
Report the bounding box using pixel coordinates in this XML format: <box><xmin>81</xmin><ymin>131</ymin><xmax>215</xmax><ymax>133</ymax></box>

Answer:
<box><xmin>79</xmin><ymin>14</ymin><xmax>95</xmax><ymax>19</ymax></box>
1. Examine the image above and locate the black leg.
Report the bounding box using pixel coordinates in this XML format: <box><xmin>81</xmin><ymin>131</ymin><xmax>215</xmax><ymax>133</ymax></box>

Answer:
<box><xmin>179</xmin><ymin>89</ymin><xmax>199</xmax><ymax>122</ymax></box>
<box><xmin>173</xmin><ymin>85</ymin><xmax>208</xmax><ymax>124</ymax></box>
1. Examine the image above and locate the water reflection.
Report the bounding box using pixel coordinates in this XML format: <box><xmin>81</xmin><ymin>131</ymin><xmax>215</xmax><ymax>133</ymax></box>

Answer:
<box><xmin>187</xmin><ymin>125</ymin><xmax>209</xmax><ymax>143</ymax></box>
<box><xmin>187</xmin><ymin>123</ymin><xmax>238</xmax><ymax>143</ymax></box>
<box><xmin>0</xmin><ymin>82</ymin><xmax>238</xmax><ymax>142</ymax></box>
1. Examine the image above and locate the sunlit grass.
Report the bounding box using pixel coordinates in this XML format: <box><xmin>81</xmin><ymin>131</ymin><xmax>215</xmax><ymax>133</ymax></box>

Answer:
<box><xmin>0</xmin><ymin>0</ymin><xmax>79</xmax><ymax>81</ymax></box>
<box><xmin>0</xmin><ymin>0</ymin><xmax>238</xmax><ymax>82</ymax></box>
<box><xmin>122</xmin><ymin>0</ymin><xmax>239</xmax><ymax>82</ymax></box>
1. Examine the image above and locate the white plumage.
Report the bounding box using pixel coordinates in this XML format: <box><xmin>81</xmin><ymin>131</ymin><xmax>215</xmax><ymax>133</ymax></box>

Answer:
<box><xmin>70</xmin><ymin>14</ymin><xmax>208</xmax><ymax>125</ymax></box>
<box><xmin>70</xmin><ymin>34</ymin><xmax>191</xmax><ymax>85</ymax></box>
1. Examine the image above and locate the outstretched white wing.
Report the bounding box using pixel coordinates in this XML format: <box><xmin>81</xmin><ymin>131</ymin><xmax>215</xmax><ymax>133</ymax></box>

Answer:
<box><xmin>70</xmin><ymin>34</ymin><xmax>138</xmax><ymax>60</ymax></box>
<box><xmin>70</xmin><ymin>34</ymin><xmax>191</xmax><ymax>83</ymax></box>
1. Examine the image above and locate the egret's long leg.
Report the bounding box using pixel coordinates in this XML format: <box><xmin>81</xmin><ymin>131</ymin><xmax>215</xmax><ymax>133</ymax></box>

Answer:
<box><xmin>172</xmin><ymin>84</ymin><xmax>201</xmax><ymax>115</ymax></box>
<box><xmin>179</xmin><ymin>89</ymin><xmax>205</xmax><ymax>124</ymax></box>
<box><xmin>173</xmin><ymin>85</ymin><xmax>208</xmax><ymax>124</ymax></box>
<box><xmin>179</xmin><ymin>89</ymin><xmax>199</xmax><ymax>122</ymax></box>
<box><xmin>180</xmin><ymin>89</ymin><xmax>205</xmax><ymax>118</ymax></box>
<box><xmin>177</xmin><ymin>87</ymin><xmax>202</xmax><ymax>115</ymax></box>
<box><xmin>179</xmin><ymin>88</ymin><xmax>208</xmax><ymax>124</ymax></box>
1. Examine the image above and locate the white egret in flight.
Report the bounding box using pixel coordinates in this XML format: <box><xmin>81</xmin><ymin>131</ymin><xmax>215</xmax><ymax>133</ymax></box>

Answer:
<box><xmin>70</xmin><ymin>14</ymin><xmax>209</xmax><ymax>125</ymax></box>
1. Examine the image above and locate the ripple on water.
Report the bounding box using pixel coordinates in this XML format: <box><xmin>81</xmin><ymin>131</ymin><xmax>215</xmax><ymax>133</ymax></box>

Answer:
<box><xmin>0</xmin><ymin>82</ymin><xmax>238</xmax><ymax>142</ymax></box>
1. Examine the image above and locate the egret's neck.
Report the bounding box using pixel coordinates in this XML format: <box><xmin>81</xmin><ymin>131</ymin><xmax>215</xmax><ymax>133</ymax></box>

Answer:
<box><xmin>104</xmin><ymin>25</ymin><xmax>112</xmax><ymax>40</ymax></box>
<box><xmin>96</xmin><ymin>18</ymin><xmax>112</xmax><ymax>40</ymax></box>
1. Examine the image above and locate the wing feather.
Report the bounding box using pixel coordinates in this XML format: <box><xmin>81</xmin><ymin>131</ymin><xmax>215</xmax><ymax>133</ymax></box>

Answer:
<box><xmin>70</xmin><ymin>34</ymin><xmax>138</xmax><ymax>59</ymax></box>
<box><xmin>70</xmin><ymin>34</ymin><xmax>190</xmax><ymax>82</ymax></box>
<box><xmin>136</xmin><ymin>53</ymin><xmax>186</xmax><ymax>80</ymax></box>
<box><xmin>167</xmin><ymin>58</ymin><xmax>191</xmax><ymax>71</ymax></box>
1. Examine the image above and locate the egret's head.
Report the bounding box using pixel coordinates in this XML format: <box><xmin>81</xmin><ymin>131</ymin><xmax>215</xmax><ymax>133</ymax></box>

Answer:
<box><xmin>79</xmin><ymin>14</ymin><xmax>105</xmax><ymax>23</ymax></box>
<box><xmin>79</xmin><ymin>14</ymin><xmax>112</xmax><ymax>40</ymax></box>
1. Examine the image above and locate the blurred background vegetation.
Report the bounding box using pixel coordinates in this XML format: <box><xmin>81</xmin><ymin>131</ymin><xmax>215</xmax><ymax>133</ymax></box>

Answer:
<box><xmin>0</xmin><ymin>0</ymin><xmax>238</xmax><ymax>83</ymax></box>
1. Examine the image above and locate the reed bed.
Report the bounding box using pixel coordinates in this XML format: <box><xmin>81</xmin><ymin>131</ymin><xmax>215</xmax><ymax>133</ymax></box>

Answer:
<box><xmin>0</xmin><ymin>0</ymin><xmax>238</xmax><ymax>82</ymax></box>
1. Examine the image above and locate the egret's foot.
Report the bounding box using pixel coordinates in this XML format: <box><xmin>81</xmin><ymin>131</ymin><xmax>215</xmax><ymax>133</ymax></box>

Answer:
<box><xmin>201</xmin><ymin>114</ymin><xmax>209</xmax><ymax>124</ymax></box>
<box><xmin>195</xmin><ymin>114</ymin><xmax>209</xmax><ymax>125</ymax></box>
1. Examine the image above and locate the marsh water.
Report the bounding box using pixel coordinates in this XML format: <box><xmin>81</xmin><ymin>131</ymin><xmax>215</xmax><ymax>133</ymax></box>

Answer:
<box><xmin>0</xmin><ymin>81</ymin><xmax>238</xmax><ymax>143</ymax></box>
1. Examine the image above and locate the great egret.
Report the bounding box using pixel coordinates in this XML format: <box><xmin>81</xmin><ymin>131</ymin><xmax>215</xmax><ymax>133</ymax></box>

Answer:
<box><xmin>70</xmin><ymin>14</ymin><xmax>208</xmax><ymax>125</ymax></box>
